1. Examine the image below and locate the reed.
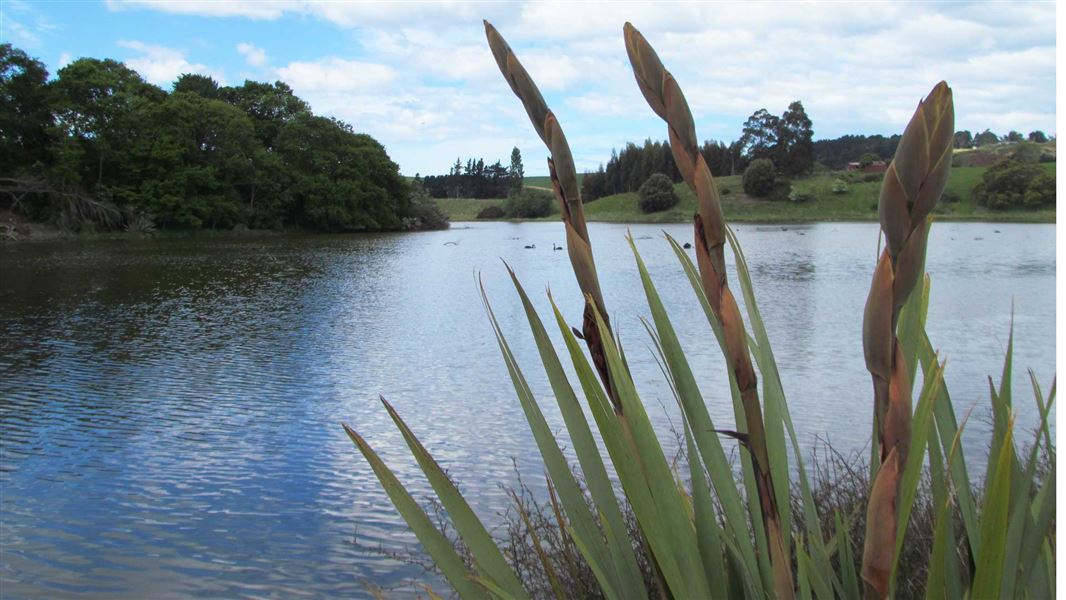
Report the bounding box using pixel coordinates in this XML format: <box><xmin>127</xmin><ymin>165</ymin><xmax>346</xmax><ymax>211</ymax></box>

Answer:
<box><xmin>341</xmin><ymin>21</ymin><xmax>1056</xmax><ymax>600</ymax></box>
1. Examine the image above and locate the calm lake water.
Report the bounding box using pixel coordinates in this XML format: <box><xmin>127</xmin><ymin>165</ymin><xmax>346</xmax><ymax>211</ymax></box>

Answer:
<box><xmin>0</xmin><ymin>221</ymin><xmax>1055</xmax><ymax>598</ymax></box>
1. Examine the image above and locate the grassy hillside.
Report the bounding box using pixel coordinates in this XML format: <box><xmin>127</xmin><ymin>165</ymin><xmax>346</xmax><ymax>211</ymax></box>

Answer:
<box><xmin>435</xmin><ymin>163</ymin><xmax>1054</xmax><ymax>223</ymax></box>
<box><xmin>434</xmin><ymin>198</ymin><xmax>511</xmax><ymax>221</ymax></box>
<box><xmin>522</xmin><ymin>174</ymin><xmax>584</xmax><ymax>191</ymax></box>
<box><xmin>952</xmin><ymin>141</ymin><xmax>1055</xmax><ymax>167</ymax></box>
<box><xmin>581</xmin><ymin>164</ymin><xmax>1053</xmax><ymax>223</ymax></box>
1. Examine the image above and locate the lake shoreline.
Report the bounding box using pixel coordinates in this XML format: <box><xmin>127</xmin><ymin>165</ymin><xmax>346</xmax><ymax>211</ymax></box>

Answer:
<box><xmin>461</xmin><ymin>212</ymin><xmax>1055</xmax><ymax>225</ymax></box>
<box><xmin>2</xmin><ymin>211</ymin><xmax>1053</xmax><ymax>244</ymax></box>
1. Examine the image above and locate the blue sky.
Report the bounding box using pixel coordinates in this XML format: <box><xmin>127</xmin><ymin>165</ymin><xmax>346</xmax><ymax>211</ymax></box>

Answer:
<box><xmin>2</xmin><ymin>1</ymin><xmax>1056</xmax><ymax>176</ymax></box>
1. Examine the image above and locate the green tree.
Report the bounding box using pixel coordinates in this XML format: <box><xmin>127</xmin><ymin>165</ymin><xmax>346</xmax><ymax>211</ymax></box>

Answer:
<box><xmin>173</xmin><ymin>73</ymin><xmax>220</xmax><ymax>99</ymax></box>
<box><xmin>974</xmin><ymin>129</ymin><xmax>999</xmax><ymax>146</ymax></box>
<box><xmin>403</xmin><ymin>174</ymin><xmax>449</xmax><ymax>230</ymax></box>
<box><xmin>699</xmin><ymin>140</ymin><xmax>739</xmax><ymax>177</ymax></box>
<box><xmin>219</xmin><ymin>80</ymin><xmax>310</xmax><ymax>150</ymax></box>
<box><xmin>1005</xmin><ymin>130</ymin><xmax>1024</xmax><ymax>143</ymax></box>
<box><xmin>1028</xmin><ymin>130</ymin><xmax>1048</xmax><ymax>143</ymax></box>
<box><xmin>739</xmin><ymin>108</ymin><xmax>780</xmax><ymax>161</ymax></box>
<box><xmin>953</xmin><ymin>130</ymin><xmax>973</xmax><ymax>148</ymax></box>
<box><xmin>51</xmin><ymin>57</ymin><xmax>165</xmax><ymax>191</ymax></box>
<box><xmin>858</xmin><ymin>152</ymin><xmax>880</xmax><ymax>167</ymax></box>
<box><xmin>742</xmin><ymin>157</ymin><xmax>776</xmax><ymax>197</ymax></box>
<box><xmin>637</xmin><ymin>172</ymin><xmax>679</xmax><ymax>213</ymax></box>
<box><xmin>120</xmin><ymin>91</ymin><xmax>258</xmax><ymax>228</ymax></box>
<box><xmin>508</xmin><ymin>146</ymin><xmax>524</xmax><ymax>193</ymax></box>
<box><xmin>581</xmin><ymin>164</ymin><xmax>607</xmax><ymax>201</ymax></box>
<box><xmin>275</xmin><ymin>113</ymin><xmax>406</xmax><ymax>231</ymax></box>
<box><xmin>0</xmin><ymin>44</ymin><xmax>53</xmax><ymax>174</ymax></box>
<box><xmin>777</xmin><ymin>101</ymin><xmax>814</xmax><ymax>176</ymax></box>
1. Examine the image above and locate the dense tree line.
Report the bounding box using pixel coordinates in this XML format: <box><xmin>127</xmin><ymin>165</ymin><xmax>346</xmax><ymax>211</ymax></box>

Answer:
<box><xmin>809</xmin><ymin>129</ymin><xmax>1055</xmax><ymax>170</ymax></box>
<box><xmin>0</xmin><ymin>44</ymin><xmax>442</xmax><ymax>233</ymax></box>
<box><xmin>420</xmin><ymin>148</ymin><xmax>521</xmax><ymax>199</ymax></box>
<box><xmin>581</xmin><ymin>139</ymin><xmax>681</xmax><ymax>201</ymax></box>
<box><xmin>953</xmin><ymin>129</ymin><xmax>1051</xmax><ymax>149</ymax></box>
<box><xmin>811</xmin><ymin>135</ymin><xmax>901</xmax><ymax>170</ymax></box>
<box><xmin>581</xmin><ymin>103</ymin><xmax>814</xmax><ymax>201</ymax></box>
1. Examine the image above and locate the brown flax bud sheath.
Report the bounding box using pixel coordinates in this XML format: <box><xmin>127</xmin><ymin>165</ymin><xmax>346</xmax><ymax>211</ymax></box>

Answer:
<box><xmin>624</xmin><ymin>22</ymin><xmax>795</xmax><ymax>600</ymax></box>
<box><xmin>484</xmin><ymin>21</ymin><xmax>619</xmax><ymax>411</ymax></box>
<box><xmin>860</xmin><ymin>82</ymin><xmax>953</xmax><ymax>598</ymax></box>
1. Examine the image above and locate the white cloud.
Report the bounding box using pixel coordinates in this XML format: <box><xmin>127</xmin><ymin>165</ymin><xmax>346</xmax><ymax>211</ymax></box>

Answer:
<box><xmin>106</xmin><ymin>0</ymin><xmax>506</xmax><ymax>27</ymax></box>
<box><xmin>105</xmin><ymin>0</ymin><xmax>298</xmax><ymax>20</ymax></box>
<box><xmin>58</xmin><ymin>52</ymin><xmax>72</xmax><ymax>67</ymax></box>
<box><xmin>275</xmin><ymin>57</ymin><xmax>397</xmax><ymax>93</ymax></box>
<box><xmin>236</xmin><ymin>42</ymin><xmax>268</xmax><ymax>67</ymax></box>
<box><xmin>3</xmin><ymin>0</ymin><xmax>61</xmax><ymax>49</ymax></box>
<box><xmin>5</xmin><ymin>17</ymin><xmax>41</xmax><ymax>47</ymax></box>
<box><xmin>117</xmin><ymin>40</ymin><xmax>224</xmax><ymax>87</ymax></box>
<box><xmin>103</xmin><ymin>1</ymin><xmax>1056</xmax><ymax>175</ymax></box>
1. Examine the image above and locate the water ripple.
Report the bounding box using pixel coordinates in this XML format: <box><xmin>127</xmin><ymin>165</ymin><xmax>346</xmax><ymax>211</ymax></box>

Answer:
<box><xmin>0</xmin><ymin>223</ymin><xmax>1055</xmax><ymax>596</ymax></box>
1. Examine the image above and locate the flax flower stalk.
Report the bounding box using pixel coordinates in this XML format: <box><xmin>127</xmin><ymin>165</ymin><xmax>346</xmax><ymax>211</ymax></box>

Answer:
<box><xmin>484</xmin><ymin>21</ymin><xmax>618</xmax><ymax>410</ymax></box>
<box><xmin>623</xmin><ymin>22</ymin><xmax>795</xmax><ymax>600</ymax></box>
<box><xmin>861</xmin><ymin>81</ymin><xmax>954</xmax><ymax>598</ymax></box>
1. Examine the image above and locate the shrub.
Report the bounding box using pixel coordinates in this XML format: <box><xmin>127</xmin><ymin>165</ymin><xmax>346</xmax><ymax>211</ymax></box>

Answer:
<box><xmin>637</xmin><ymin>173</ymin><xmax>680</xmax><ymax>213</ymax></box>
<box><xmin>858</xmin><ymin>151</ymin><xmax>880</xmax><ymax>167</ymax></box>
<box><xmin>1010</xmin><ymin>142</ymin><xmax>1042</xmax><ymax>164</ymax></box>
<box><xmin>1024</xmin><ymin>172</ymin><xmax>1055</xmax><ymax>207</ymax></box>
<box><xmin>972</xmin><ymin>157</ymin><xmax>1043</xmax><ymax>209</ymax></box>
<box><xmin>721</xmin><ymin>187</ymin><xmax>730</xmax><ymax>195</ymax></box>
<box><xmin>939</xmin><ymin>188</ymin><xmax>960</xmax><ymax>204</ymax></box>
<box><xmin>788</xmin><ymin>189</ymin><xmax>814</xmax><ymax>203</ymax></box>
<box><xmin>831</xmin><ymin>178</ymin><xmax>848</xmax><ymax>194</ymax></box>
<box><xmin>476</xmin><ymin>205</ymin><xmax>506</xmax><ymax>219</ymax></box>
<box><xmin>742</xmin><ymin>158</ymin><xmax>776</xmax><ymax>197</ymax></box>
<box><xmin>863</xmin><ymin>172</ymin><xmax>884</xmax><ymax>182</ymax></box>
<box><xmin>767</xmin><ymin>180</ymin><xmax>792</xmax><ymax>202</ymax></box>
<box><xmin>504</xmin><ymin>188</ymin><xmax>554</xmax><ymax>218</ymax></box>
<box><xmin>402</xmin><ymin>195</ymin><xmax>449</xmax><ymax>230</ymax></box>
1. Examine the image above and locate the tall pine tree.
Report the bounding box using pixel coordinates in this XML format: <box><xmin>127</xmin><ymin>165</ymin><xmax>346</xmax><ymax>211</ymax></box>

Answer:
<box><xmin>508</xmin><ymin>146</ymin><xmax>523</xmax><ymax>193</ymax></box>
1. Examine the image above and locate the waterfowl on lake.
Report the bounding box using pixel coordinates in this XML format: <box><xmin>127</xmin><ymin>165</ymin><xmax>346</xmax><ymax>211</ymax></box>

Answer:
<box><xmin>524</xmin><ymin>243</ymin><xmax>536</xmax><ymax>249</ymax></box>
<box><xmin>553</xmin><ymin>243</ymin><xmax>562</xmax><ymax>250</ymax></box>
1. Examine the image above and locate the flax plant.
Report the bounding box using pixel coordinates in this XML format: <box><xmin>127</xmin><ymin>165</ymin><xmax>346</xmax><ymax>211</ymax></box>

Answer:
<box><xmin>860</xmin><ymin>82</ymin><xmax>952</xmax><ymax>598</ymax></box>
<box><xmin>624</xmin><ymin>23</ymin><xmax>794</xmax><ymax>598</ymax></box>
<box><xmin>484</xmin><ymin>22</ymin><xmax>618</xmax><ymax>408</ymax></box>
<box><xmin>341</xmin><ymin>20</ymin><xmax>1056</xmax><ymax>600</ymax></box>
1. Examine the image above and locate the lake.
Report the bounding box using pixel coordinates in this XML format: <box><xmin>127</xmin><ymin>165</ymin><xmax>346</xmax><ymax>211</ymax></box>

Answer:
<box><xmin>0</xmin><ymin>221</ymin><xmax>1055</xmax><ymax>597</ymax></box>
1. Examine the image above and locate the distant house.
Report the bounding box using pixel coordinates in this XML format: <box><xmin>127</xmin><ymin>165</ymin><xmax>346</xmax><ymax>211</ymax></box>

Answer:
<box><xmin>846</xmin><ymin>161</ymin><xmax>888</xmax><ymax>173</ymax></box>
